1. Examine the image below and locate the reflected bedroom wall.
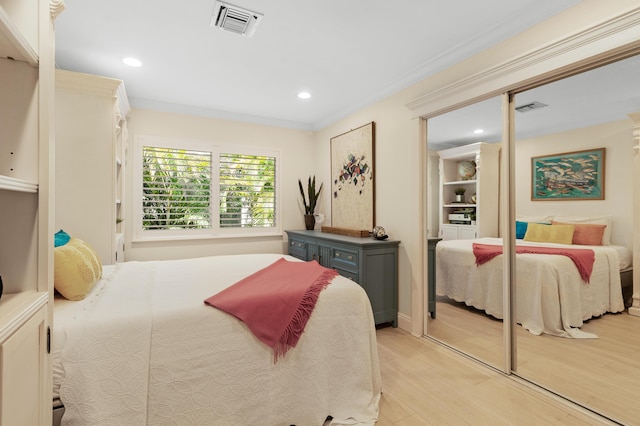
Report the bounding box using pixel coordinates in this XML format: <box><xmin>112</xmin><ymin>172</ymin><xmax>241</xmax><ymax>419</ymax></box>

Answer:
<box><xmin>515</xmin><ymin>119</ymin><xmax>633</xmax><ymax>251</ymax></box>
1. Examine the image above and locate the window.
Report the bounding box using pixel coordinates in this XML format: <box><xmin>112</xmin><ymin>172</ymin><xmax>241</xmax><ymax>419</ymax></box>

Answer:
<box><xmin>134</xmin><ymin>135</ymin><xmax>280</xmax><ymax>241</ymax></box>
<box><xmin>142</xmin><ymin>146</ymin><xmax>212</xmax><ymax>231</ymax></box>
<box><xmin>219</xmin><ymin>153</ymin><xmax>276</xmax><ymax>228</ymax></box>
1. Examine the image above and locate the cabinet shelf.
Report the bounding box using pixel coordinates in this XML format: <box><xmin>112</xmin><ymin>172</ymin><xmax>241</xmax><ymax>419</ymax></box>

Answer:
<box><xmin>443</xmin><ymin>203</ymin><xmax>476</xmax><ymax>208</ymax></box>
<box><xmin>0</xmin><ymin>291</ymin><xmax>47</xmax><ymax>342</ymax></box>
<box><xmin>443</xmin><ymin>180</ymin><xmax>477</xmax><ymax>186</ymax></box>
<box><xmin>1</xmin><ymin>0</ymin><xmax>61</xmax><ymax>422</ymax></box>
<box><xmin>438</xmin><ymin>142</ymin><xmax>500</xmax><ymax>240</ymax></box>
<box><xmin>0</xmin><ymin>5</ymin><xmax>38</xmax><ymax>64</ymax></box>
<box><xmin>0</xmin><ymin>175</ymin><xmax>38</xmax><ymax>193</ymax></box>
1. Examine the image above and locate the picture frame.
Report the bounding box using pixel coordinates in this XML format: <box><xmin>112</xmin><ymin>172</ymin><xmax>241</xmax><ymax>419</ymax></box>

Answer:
<box><xmin>531</xmin><ymin>147</ymin><xmax>605</xmax><ymax>200</ymax></box>
<box><xmin>330</xmin><ymin>122</ymin><xmax>375</xmax><ymax>231</ymax></box>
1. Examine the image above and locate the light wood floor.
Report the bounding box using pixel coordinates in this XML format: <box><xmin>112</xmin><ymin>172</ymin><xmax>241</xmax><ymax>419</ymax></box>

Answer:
<box><xmin>426</xmin><ymin>298</ymin><xmax>640</xmax><ymax>425</ymax></box>
<box><xmin>375</xmin><ymin>326</ymin><xmax>618</xmax><ymax>426</ymax></box>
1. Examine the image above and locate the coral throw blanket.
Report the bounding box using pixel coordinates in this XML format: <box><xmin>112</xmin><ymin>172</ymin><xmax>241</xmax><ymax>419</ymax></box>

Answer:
<box><xmin>204</xmin><ymin>258</ymin><xmax>338</xmax><ymax>360</ymax></box>
<box><xmin>472</xmin><ymin>243</ymin><xmax>595</xmax><ymax>283</ymax></box>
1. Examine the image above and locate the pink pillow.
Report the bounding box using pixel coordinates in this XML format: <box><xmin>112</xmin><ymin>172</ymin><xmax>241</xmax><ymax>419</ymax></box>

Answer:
<box><xmin>552</xmin><ymin>221</ymin><xmax>606</xmax><ymax>246</ymax></box>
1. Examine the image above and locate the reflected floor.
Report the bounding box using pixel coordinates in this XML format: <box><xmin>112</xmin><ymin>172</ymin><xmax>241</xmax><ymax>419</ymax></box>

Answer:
<box><xmin>427</xmin><ymin>297</ymin><xmax>640</xmax><ymax>425</ymax></box>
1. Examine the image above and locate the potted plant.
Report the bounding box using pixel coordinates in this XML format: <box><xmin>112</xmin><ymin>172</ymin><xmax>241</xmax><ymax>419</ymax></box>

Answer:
<box><xmin>469</xmin><ymin>212</ymin><xmax>476</xmax><ymax>225</ymax></box>
<box><xmin>298</xmin><ymin>176</ymin><xmax>323</xmax><ymax>230</ymax></box>
<box><xmin>454</xmin><ymin>187</ymin><xmax>466</xmax><ymax>203</ymax></box>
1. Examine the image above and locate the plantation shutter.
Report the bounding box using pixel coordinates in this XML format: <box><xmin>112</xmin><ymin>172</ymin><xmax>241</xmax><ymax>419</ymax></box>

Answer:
<box><xmin>142</xmin><ymin>146</ymin><xmax>212</xmax><ymax>230</ymax></box>
<box><xmin>219</xmin><ymin>153</ymin><xmax>276</xmax><ymax>228</ymax></box>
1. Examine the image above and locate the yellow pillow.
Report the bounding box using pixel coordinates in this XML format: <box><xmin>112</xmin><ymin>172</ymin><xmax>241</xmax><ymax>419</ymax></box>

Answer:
<box><xmin>54</xmin><ymin>238</ymin><xmax>102</xmax><ymax>301</ymax></box>
<box><xmin>523</xmin><ymin>223</ymin><xmax>575</xmax><ymax>245</ymax></box>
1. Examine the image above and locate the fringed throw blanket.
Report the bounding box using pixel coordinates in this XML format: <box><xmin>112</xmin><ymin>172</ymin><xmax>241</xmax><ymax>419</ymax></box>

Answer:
<box><xmin>472</xmin><ymin>243</ymin><xmax>595</xmax><ymax>283</ymax></box>
<box><xmin>204</xmin><ymin>258</ymin><xmax>338</xmax><ymax>360</ymax></box>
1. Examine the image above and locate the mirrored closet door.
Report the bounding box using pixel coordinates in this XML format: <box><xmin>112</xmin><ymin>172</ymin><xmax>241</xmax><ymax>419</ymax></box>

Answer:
<box><xmin>512</xmin><ymin>54</ymin><xmax>640</xmax><ymax>426</ymax></box>
<box><xmin>425</xmin><ymin>96</ymin><xmax>505</xmax><ymax>370</ymax></box>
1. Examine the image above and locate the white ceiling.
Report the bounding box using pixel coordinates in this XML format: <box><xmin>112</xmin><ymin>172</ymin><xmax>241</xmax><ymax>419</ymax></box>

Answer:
<box><xmin>428</xmin><ymin>54</ymin><xmax>640</xmax><ymax>151</ymax></box>
<box><xmin>54</xmin><ymin>0</ymin><xmax>580</xmax><ymax>131</ymax></box>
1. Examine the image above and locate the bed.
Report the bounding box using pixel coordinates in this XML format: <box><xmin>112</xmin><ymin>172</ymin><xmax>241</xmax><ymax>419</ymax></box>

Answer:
<box><xmin>52</xmin><ymin>253</ymin><xmax>381</xmax><ymax>425</ymax></box>
<box><xmin>436</xmin><ymin>237</ymin><xmax>631</xmax><ymax>338</ymax></box>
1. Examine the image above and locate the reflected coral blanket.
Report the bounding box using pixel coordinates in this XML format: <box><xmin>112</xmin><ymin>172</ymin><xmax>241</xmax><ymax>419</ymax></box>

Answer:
<box><xmin>472</xmin><ymin>243</ymin><xmax>595</xmax><ymax>283</ymax></box>
<box><xmin>205</xmin><ymin>258</ymin><xmax>338</xmax><ymax>360</ymax></box>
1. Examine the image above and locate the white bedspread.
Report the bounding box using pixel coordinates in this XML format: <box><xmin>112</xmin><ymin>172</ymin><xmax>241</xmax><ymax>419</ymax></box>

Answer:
<box><xmin>54</xmin><ymin>254</ymin><xmax>381</xmax><ymax>425</ymax></box>
<box><xmin>436</xmin><ymin>238</ymin><xmax>626</xmax><ymax>338</ymax></box>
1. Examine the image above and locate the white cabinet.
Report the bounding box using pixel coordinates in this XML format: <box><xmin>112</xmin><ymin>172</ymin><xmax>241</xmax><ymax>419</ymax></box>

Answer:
<box><xmin>0</xmin><ymin>294</ymin><xmax>48</xmax><ymax>426</ymax></box>
<box><xmin>55</xmin><ymin>70</ymin><xmax>130</xmax><ymax>264</ymax></box>
<box><xmin>441</xmin><ymin>224</ymin><xmax>478</xmax><ymax>240</ymax></box>
<box><xmin>0</xmin><ymin>1</ymin><xmax>63</xmax><ymax>424</ymax></box>
<box><xmin>438</xmin><ymin>142</ymin><xmax>500</xmax><ymax>240</ymax></box>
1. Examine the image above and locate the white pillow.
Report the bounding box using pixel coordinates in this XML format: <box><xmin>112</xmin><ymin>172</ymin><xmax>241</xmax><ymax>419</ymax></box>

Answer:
<box><xmin>516</xmin><ymin>215</ymin><xmax>554</xmax><ymax>224</ymax></box>
<box><xmin>552</xmin><ymin>216</ymin><xmax>612</xmax><ymax>245</ymax></box>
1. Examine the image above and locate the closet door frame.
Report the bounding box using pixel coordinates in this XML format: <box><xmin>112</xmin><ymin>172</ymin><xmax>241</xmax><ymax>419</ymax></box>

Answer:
<box><xmin>418</xmin><ymin>8</ymin><xmax>640</xmax><ymax>369</ymax></box>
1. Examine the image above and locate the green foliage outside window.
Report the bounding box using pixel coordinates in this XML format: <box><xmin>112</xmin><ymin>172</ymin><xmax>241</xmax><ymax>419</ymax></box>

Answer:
<box><xmin>142</xmin><ymin>147</ymin><xmax>276</xmax><ymax>231</ymax></box>
<box><xmin>219</xmin><ymin>153</ymin><xmax>276</xmax><ymax>228</ymax></box>
<box><xmin>142</xmin><ymin>147</ymin><xmax>211</xmax><ymax>230</ymax></box>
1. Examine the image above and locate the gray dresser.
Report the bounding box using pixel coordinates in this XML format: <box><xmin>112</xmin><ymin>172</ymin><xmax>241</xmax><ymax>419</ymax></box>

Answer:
<box><xmin>285</xmin><ymin>230</ymin><xmax>400</xmax><ymax>327</ymax></box>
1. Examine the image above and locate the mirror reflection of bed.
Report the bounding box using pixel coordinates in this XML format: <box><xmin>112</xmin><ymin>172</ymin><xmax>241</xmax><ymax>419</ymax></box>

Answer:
<box><xmin>425</xmin><ymin>54</ymin><xmax>640</xmax><ymax>425</ymax></box>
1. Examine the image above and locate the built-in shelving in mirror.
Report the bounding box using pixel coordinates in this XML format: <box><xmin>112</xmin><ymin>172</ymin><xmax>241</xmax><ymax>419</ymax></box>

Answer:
<box><xmin>426</xmin><ymin>96</ymin><xmax>504</xmax><ymax>370</ymax></box>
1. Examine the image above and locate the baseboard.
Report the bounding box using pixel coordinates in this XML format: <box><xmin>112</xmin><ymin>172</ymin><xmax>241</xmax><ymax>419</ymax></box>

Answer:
<box><xmin>397</xmin><ymin>312</ymin><xmax>411</xmax><ymax>333</ymax></box>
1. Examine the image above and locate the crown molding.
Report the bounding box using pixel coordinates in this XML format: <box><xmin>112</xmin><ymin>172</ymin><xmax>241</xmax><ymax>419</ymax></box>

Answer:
<box><xmin>50</xmin><ymin>0</ymin><xmax>65</xmax><ymax>21</ymax></box>
<box><xmin>405</xmin><ymin>7</ymin><xmax>640</xmax><ymax>119</ymax></box>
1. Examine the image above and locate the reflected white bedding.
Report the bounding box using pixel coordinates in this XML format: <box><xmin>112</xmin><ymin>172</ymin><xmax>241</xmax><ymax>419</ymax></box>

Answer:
<box><xmin>436</xmin><ymin>238</ymin><xmax>627</xmax><ymax>338</ymax></box>
<box><xmin>53</xmin><ymin>254</ymin><xmax>381</xmax><ymax>425</ymax></box>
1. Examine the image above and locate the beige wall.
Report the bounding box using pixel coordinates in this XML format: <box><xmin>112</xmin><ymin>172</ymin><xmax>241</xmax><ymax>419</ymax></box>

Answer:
<box><xmin>125</xmin><ymin>109</ymin><xmax>315</xmax><ymax>261</ymax></box>
<box><xmin>312</xmin><ymin>97</ymin><xmax>421</xmax><ymax>323</ymax></box>
<box><xmin>121</xmin><ymin>0</ymin><xmax>640</xmax><ymax>330</ymax></box>
<box><xmin>311</xmin><ymin>1</ymin><xmax>640</xmax><ymax>328</ymax></box>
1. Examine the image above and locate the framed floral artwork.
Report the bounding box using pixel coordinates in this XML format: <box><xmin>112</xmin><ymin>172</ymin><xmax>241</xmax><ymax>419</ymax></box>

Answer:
<box><xmin>330</xmin><ymin>122</ymin><xmax>375</xmax><ymax>231</ymax></box>
<box><xmin>531</xmin><ymin>147</ymin><xmax>605</xmax><ymax>200</ymax></box>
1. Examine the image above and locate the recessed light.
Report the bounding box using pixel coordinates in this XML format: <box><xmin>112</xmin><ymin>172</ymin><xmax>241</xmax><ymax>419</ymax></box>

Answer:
<box><xmin>123</xmin><ymin>57</ymin><xmax>142</xmax><ymax>67</ymax></box>
<box><xmin>297</xmin><ymin>91</ymin><xmax>311</xmax><ymax>100</ymax></box>
<box><xmin>473</xmin><ymin>129</ymin><xmax>484</xmax><ymax>134</ymax></box>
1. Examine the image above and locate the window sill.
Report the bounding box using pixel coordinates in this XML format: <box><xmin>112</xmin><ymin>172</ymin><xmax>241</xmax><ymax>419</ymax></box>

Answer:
<box><xmin>132</xmin><ymin>230</ymin><xmax>284</xmax><ymax>244</ymax></box>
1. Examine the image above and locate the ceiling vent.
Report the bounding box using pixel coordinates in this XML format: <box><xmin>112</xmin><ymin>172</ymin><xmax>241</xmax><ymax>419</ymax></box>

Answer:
<box><xmin>210</xmin><ymin>1</ymin><xmax>263</xmax><ymax>37</ymax></box>
<box><xmin>515</xmin><ymin>101</ymin><xmax>548</xmax><ymax>113</ymax></box>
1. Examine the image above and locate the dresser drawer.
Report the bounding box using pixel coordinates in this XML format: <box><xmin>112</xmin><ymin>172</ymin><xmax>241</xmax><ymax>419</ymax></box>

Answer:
<box><xmin>288</xmin><ymin>239</ymin><xmax>307</xmax><ymax>259</ymax></box>
<box><xmin>333</xmin><ymin>267</ymin><xmax>359</xmax><ymax>284</ymax></box>
<box><xmin>331</xmin><ymin>247</ymin><xmax>358</xmax><ymax>271</ymax></box>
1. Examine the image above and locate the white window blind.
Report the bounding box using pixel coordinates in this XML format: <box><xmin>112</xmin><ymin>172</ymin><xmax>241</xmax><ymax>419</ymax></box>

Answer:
<box><xmin>219</xmin><ymin>153</ymin><xmax>276</xmax><ymax>228</ymax></box>
<box><xmin>134</xmin><ymin>135</ymin><xmax>281</xmax><ymax>241</ymax></box>
<box><xmin>142</xmin><ymin>146</ymin><xmax>212</xmax><ymax>230</ymax></box>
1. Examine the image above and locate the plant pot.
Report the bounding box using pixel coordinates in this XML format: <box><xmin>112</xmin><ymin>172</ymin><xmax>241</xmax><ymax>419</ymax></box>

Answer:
<box><xmin>455</xmin><ymin>194</ymin><xmax>464</xmax><ymax>203</ymax></box>
<box><xmin>304</xmin><ymin>214</ymin><xmax>316</xmax><ymax>230</ymax></box>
